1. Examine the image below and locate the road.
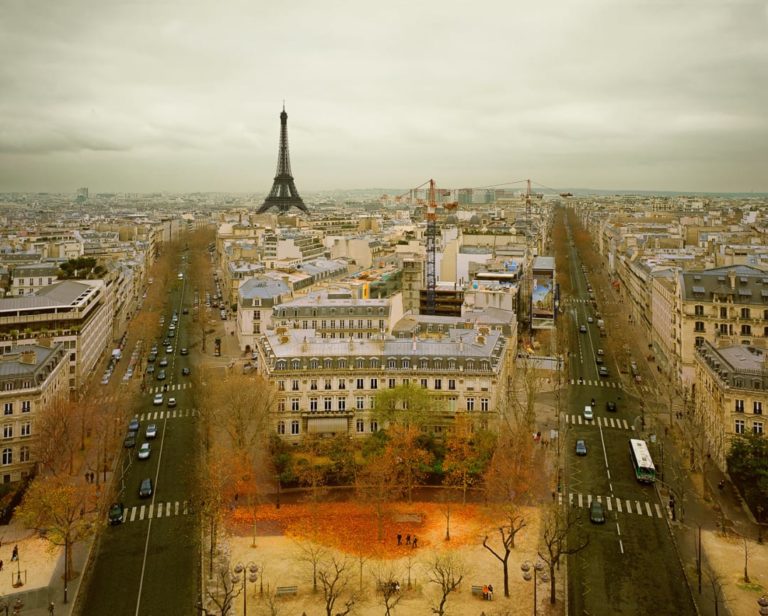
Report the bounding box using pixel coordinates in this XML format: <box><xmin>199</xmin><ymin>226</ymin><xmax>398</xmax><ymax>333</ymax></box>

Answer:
<box><xmin>561</xmin><ymin>219</ymin><xmax>696</xmax><ymax>615</ymax></box>
<box><xmin>77</xmin><ymin>264</ymin><xmax>202</xmax><ymax>615</ymax></box>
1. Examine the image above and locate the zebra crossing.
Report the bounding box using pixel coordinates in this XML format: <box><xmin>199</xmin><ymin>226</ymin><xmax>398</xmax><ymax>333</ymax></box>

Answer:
<box><xmin>565</xmin><ymin>414</ymin><xmax>632</xmax><ymax>430</ymax></box>
<box><xmin>570</xmin><ymin>378</ymin><xmax>659</xmax><ymax>396</ymax></box>
<box><xmin>122</xmin><ymin>500</ymin><xmax>191</xmax><ymax>524</ymax></box>
<box><xmin>147</xmin><ymin>382</ymin><xmax>193</xmax><ymax>395</ymax></box>
<box><xmin>138</xmin><ymin>408</ymin><xmax>199</xmax><ymax>422</ymax></box>
<box><xmin>559</xmin><ymin>492</ymin><xmax>664</xmax><ymax>519</ymax></box>
<box><xmin>562</xmin><ymin>298</ymin><xmax>592</xmax><ymax>304</ymax></box>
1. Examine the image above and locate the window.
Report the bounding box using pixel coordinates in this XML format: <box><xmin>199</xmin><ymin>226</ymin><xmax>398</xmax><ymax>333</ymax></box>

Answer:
<box><xmin>324</xmin><ymin>397</ymin><xmax>333</xmax><ymax>411</ymax></box>
<box><xmin>310</xmin><ymin>398</ymin><xmax>318</xmax><ymax>412</ymax></box>
<box><xmin>277</xmin><ymin>421</ymin><xmax>286</xmax><ymax>435</ymax></box>
<box><xmin>21</xmin><ymin>401</ymin><xmax>30</xmax><ymax>413</ymax></box>
<box><xmin>448</xmin><ymin>379</ymin><xmax>456</xmax><ymax>390</ymax></box>
<box><xmin>448</xmin><ymin>397</ymin><xmax>457</xmax><ymax>412</ymax></box>
<box><xmin>291</xmin><ymin>359</ymin><xmax>301</xmax><ymax>370</ymax></box>
<box><xmin>720</xmin><ymin>323</ymin><xmax>728</xmax><ymax>334</ymax></box>
<box><xmin>720</xmin><ymin>307</ymin><xmax>728</xmax><ymax>318</ymax></box>
<box><xmin>340</xmin><ymin>320</ymin><xmax>345</xmax><ymax>328</ymax></box>
<box><xmin>466</xmin><ymin>361</ymin><xmax>474</xmax><ymax>371</ymax></box>
<box><xmin>277</xmin><ymin>400</ymin><xmax>286</xmax><ymax>413</ymax></box>
<box><xmin>338</xmin><ymin>359</ymin><xmax>347</xmax><ymax>369</ymax></box>
<box><xmin>356</xmin><ymin>419</ymin><xmax>364</xmax><ymax>433</ymax></box>
<box><xmin>735</xmin><ymin>419</ymin><xmax>745</xmax><ymax>434</ymax></box>
<box><xmin>370</xmin><ymin>378</ymin><xmax>378</xmax><ymax>390</ymax></box>
<box><xmin>694</xmin><ymin>321</ymin><xmax>705</xmax><ymax>333</ymax></box>
<box><xmin>367</xmin><ymin>319</ymin><xmax>372</xmax><ymax>328</ymax></box>
<box><xmin>338</xmin><ymin>398</ymin><xmax>346</xmax><ymax>411</ymax></box>
<box><xmin>291</xmin><ymin>399</ymin><xmax>300</xmax><ymax>412</ymax></box>
<box><xmin>1</xmin><ymin>448</ymin><xmax>10</xmax><ymax>465</ymax></box>
<box><xmin>370</xmin><ymin>420</ymin><xmax>378</xmax><ymax>433</ymax></box>
<box><xmin>3</xmin><ymin>426</ymin><xmax>12</xmax><ymax>439</ymax></box>
<box><xmin>291</xmin><ymin>420</ymin><xmax>300</xmax><ymax>435</ymax></box>
<box><xmin>402</xmin><ymin>359</ymin><xmax>410</xmax><ymax>369</ymax></box>
<box><xmin>19</xmin><ymin>446</ymin><xmax>29</xmax><ymax>463</ymax></box>
<box><xmin>420</xmin><ymin>379</ymin><xmax>427</xmax><ymax>389</ymax></box>
<box><xmin>321</xmin><ymin>320</ymin><xmax>327</xmax><ymax>328</ymax></box>
<box><xmin>356</xmin><ymin>378</ymin><xmax>364</xmax><ymax>389</ymax></box>
<box><xmin>379</xmin><ymin>320</ymin><xmax>385</xmax><ymax>329</ymax></box>
<box><xmin>278</xmin><ymin>381</ymin><xmax>285</xmax><ymax>392</ymax></box>
<box><xmin>481</xmin><ymin>398</ymin><xmax>489</xmax><ymax>412</ymax></box>
<box><xmin>694</xmin><ymin>305</ymin><xmax>704</xmax><ymax>316</ymax></box>
<box><xmin>303</xmin><ymin>321</ymin><xmax>309</xmax><ymax>329</ymax></box>
<box><xmin>741</xmin><ymin>325</ymin><xmax>752</xmax><ymax>335</ymax></box>
<box><xmin>310</xmin><ymin>379</ymin><xmax>318</xmax><ymax>391</ymax></box>
<box><xmin>292</xmin><ymin>380</ymin><xmax>299</xmax><ymax>391</ymax></box>
<box><xmin>388</xmin><ymin>359</ymin><xmax>396</xmax><ymax>369</ymax></box>
<box><xmin>448</xmin><ymin>359</ymin><xmax>456</xmax><ymax>370</ymax></box>
<box><xmin>695</xmin><ymin>337</ymin><xmax>705</xmax><ymax>347</ymax></box>
<box><xmin>741</xmin><ymin>308</ymin><xmax>751</xmax><ymax>319</ymax></box>
<box><xmin>330</xmin><ymin>320</ymin><xmax>336</xmax><ymax>329</ymax></box>
<box><xmin>371</xmin><ymin>358</ymin><xmax>379</xmax><ymax>369</ymax></box>
<box><xmin>325</xmin><ymin>379</ymin><xmax>332</xmax><ymax>390</ymax></box>
<box><xmin>754</xmin><ymin>421</ymin><xmax>764</xmax><ymax>435</ymax></box>
<box><xmin>338</xmin><ymin>379</ymin><xmax>346</xmax><ymax>390</ymax></box>
<box><xmin>356</xmin><ymin>358</ymin><xmax>365</xmax><ymax>369</ymax></box>
<box><xmin>735</xmin><ymin>400</ymin><xmax>744</xmax><ymax>412</ymax></box>
<box><xmin>3</xmin><ymin>403</ymin><xmax>11</xmax><ymax>416</ymax></box>
<box><xmin>388</xmin><ymin>378</ymin><xmax>396</xmax><ymax>389</ymax></box>
<box><xmin>324</xmin><ymin>359</ymin><xmax>332</xmax><ymax>369</ymax></box>
<box><xmin>755</xmin><ymin>401</ymin><xmax>763</xmax><ymax>415</ymax></box>
<box><xmin>310</xmin><ymin>359</ymin><xmax>319</xmax><ymax>369</ymax></box>
<box><xmin>356</xmin><ymin>396</ymin><xmax>365</xmax><ymax>410</ymax></box>
<box><xmin>434</xmin><ymin>360</ymin><xmax>442</xmax><ymax>370</ymax></box>
<box><xmin>420</xmin><ymin>359</ymin><xmax>429</xmax><ymax>369</ymax></box>
<box><xmin>466</xmin><ymin>398</ymin><xmax>475</xmax><ymax>412</ymax></box>
<box><xmin>434</xmin><ymin>379</ymin><xmax>442</xmax><ymax>390</ymax></box>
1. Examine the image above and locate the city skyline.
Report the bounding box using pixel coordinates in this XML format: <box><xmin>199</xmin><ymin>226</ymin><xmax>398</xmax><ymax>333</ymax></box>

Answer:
<box><xmin>1</xmin><ymin>0</ymin><xmax>767</xmax><ymax>193</ymax></box>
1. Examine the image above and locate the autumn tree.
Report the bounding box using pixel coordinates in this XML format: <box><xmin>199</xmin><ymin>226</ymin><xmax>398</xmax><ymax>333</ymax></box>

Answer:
<box><xmin>33</xmin><ymin>395</ymin><xmax>78</xmax><ymax>476</ymax></box>
<box><xmin>443</xmin><ymin>415</ymin><xmax>493</xmax><ymax>504</ymax></box>
<box><xmin>482</xmin><ymin>505</ymin><xmax>527</xmax><ymax>597</ymax></box>
<box><xmin>374</xmin><ymin>383</ymin><xmax>436</xmax><ymax>428</ymax></box>
<box><xmin>538</xmin><ymin>503</ymin><xmax>589</xmax><ymax>604</ymax></box>
<box><xmin>16</xmin><ymin>475</ymin><xmax>97</xmax><ymax>600</ymax></box>
<box><xmin>318</xmin><ymin>556</ymin><xmax>356</xmax><ymax>616</ymax></box>
<box><xmin>197</xmin><ymin>445</ymin><xmax>235</xmax><ymax>577</ymax></box>
<box><xmin>509</xmin><ymin>354</ymin><xmax>546</xmax><ymax>430</ymax></box>
<box><xmin>357</xmin><ymin>451</ymin><xmax>401</xmax><ymax>541</ymax></box>
<box><xmin>383</xmin><ymin>424</ymin><xmax>433</xmax><ymax>504</ymax></box>
<box><xmin>295</xmin><ymin>434</ymin><xmax>331</xmax><ymax>506</ymax></box>
<box><xmin>426</xmin><ymin>552</ymin><xmax>464</xmax><ymax>616</ymax></box>
<box><xmin>484</xmin><ymin>423</ymin><xmax>535</xmax><ymax>503</ymax></box>
<box><xmin>325</xmin><ymin>433</ymin><xmax>360</xmax><ymax>485</ymax></box>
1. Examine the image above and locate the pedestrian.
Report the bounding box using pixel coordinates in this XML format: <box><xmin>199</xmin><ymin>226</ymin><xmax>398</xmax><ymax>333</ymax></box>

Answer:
<box><xmin>482</xmin><ymin>584</ymin><xmax>489</xmax><ymax>600</ymax></box>
<box><xmin>11</xmin><ymin>545</ymin><xmax>18</xmax><ymax>562</ymax></box>
<box><xmin>0</xmin><ymin>559</ymin><xmax>3</xmax><ymax>572</ymax></box>
<box><xmin>397</xmin><ymin>533</ymin><xmax>402</xmax><ymax>546</ymax></box>
<box><xmin>405</xmin><ymin>534</ymin><xmax>410</xmax><ymax>545</ymax></box>
<box><xmin>488</xmin><ymin>583</ymin><xmax>494</xmax><ymax>600</ymax></box>
<box><xmin>84</xmin><ymin>471</ymin><xmax>89</xmax><ymax>483</ymax></box>
<box><xmin>412</xmin><ymin>536</ymin><xmax>418</xmax><ymax>548</ymax></box>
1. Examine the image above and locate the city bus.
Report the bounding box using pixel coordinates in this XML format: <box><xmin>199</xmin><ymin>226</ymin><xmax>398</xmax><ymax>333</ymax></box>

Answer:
<box><xmin>629</xmin><ymin>438</ymin><xmax>656</xmax><ymax>483</ymax></box>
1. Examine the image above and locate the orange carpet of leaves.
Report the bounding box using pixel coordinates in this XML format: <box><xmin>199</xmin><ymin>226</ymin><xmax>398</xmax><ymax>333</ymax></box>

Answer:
<box><xmin>229</xmin><ymin>502</ymin><xmax>491</xmax><ymax>559</ymax></box>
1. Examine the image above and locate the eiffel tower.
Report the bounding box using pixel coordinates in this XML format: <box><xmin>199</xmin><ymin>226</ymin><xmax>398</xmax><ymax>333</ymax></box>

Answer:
<box><xmin>257</xmin><ymin>105</ymin><xmax>309</xmax><ymax>214</ymax></box>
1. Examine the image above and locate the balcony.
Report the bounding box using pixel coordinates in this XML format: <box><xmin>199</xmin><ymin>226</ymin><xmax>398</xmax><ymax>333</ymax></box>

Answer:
<box><xmin>300</xmin><ymin>409</ymin><xmax>354</xmax><ymax>418</ymax></box>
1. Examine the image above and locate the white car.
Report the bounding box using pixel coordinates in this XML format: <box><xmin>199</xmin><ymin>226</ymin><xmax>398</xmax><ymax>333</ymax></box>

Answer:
<box><xmin>137</xmin><ymin>443</ymin><xmax>151</xmax><ymax>460</ymax></box>
<box><xmin>145</xmin><ymin>424</ymin><xmax>158</xmax><ymax>439</ymax></box>
<box><xmin>153</xmin><ymin>393</ymin><xmax>164</xmax><ymax>406</ymax></box>
<box><xmin>167</xmin><ymin>397</ymin><xmax>177</xmax><ymax>408</ymax></box>
<box><xmin>583</xmin><ymin>405</ymin><xmax>594</xmax><ymax>420</ymax></box>
<box><xmin>166</xmin><ymin>345</ymin><xmax>173</xmax><ymax>354</ymax></box>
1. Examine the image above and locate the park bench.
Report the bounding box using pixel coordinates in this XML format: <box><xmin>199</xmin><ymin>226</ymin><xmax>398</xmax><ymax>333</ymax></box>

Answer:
<box><xmin>377</xmin><ymin>581</ymin><xmax>401</xmax><ymax>593</ymax></box>
<box><xmin>471</xmin><ymin>585</ymin><xmax>484</xmax><ymax>597</ymax></box>
<box><xmin>275</xmin><ymin>586</ymin><xmax>298</xmax><ymax>597</ymax></box>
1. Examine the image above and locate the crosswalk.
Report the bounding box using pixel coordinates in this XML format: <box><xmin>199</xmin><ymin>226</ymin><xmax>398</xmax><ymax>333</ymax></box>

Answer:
<box><xmin>559</xmin><ymin>492</ymin><xmax>664</xmax><ymax>519</ymax></box>
<box><xmin>122</xmin><ymin>500</ymin><xmax>191</xmax><ymax>524</ymax></box>
<box><xmin>562</xmin><ymin>298</ymin><xmax>593</xmax><ymax>304</ymax></box>
<box><xmin>138</xmin><ymin>408</ymin><xmax>199</xmax><ymax>421</ymax></box>
<box><xmin>570</xmin><ymin>378</ymin><xmax>659</xmax><ymax>395</ymax></box>
<box><xmin>147</xmin><ymin>383</ymin><xmax>193</xmax><ymax>394</ymax></box>
<box><xmin>564</xmin><ymin>414</ymin><xmax>632</xmax><ymax>430</ymax></box>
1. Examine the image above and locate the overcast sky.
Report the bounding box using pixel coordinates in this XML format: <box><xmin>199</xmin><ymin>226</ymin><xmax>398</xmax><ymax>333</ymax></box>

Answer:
<box><xmin>1</xmin><ymin>0</ymin><xmax>767</xmax><ymax>194</ymax></box>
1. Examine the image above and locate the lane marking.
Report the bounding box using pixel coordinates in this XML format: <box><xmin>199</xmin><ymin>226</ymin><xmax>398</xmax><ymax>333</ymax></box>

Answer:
<box><xmin>139</xmin><ymin>506</ymin><xmax>145</xmax><ymax>521</ymax></box>
<box><xmin>645</xmin><ymin>502</ymin><xmax>653</xmax><ymax>517</ymax></box>
<box><xmin>655</xmin><ymin>504</ymin><xmax>663</xmax><ymax>518</ymax></box>
<box><xmin>635</xmin><ymin>501</ymin><xmax>642</xmax><ymax>515</ymax></box>
<box><xmin>616</xmin><ymin>499</ymin><xmax>623</xmax><ymax>513</ymax></box>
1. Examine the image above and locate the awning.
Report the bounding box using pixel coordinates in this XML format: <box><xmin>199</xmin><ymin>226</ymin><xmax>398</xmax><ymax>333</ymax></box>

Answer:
<box><xmin>307</xmin><ymin>417</ymin><xmax>349</xmax><ymax>434</ymax></box>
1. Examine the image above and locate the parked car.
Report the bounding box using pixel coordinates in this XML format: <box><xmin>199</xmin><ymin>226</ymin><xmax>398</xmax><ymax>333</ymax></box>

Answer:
<box><xmin>128</xmin><ymin>417</ymin><xmax>140</xmax><ymax>431</ymax></box>
<box><xmin>146</xmin><ymin>364</ymin><xmax>155</xmax><ymax>374</ymax></box>
<box><xmin>590</xmin><ymin>500</ymin><xmax>606</xmax><ymax>524</ymax></box>
<box><xmin>108</xmin><ymin>502</ymin><xmax>125</xmax><ymax>525</ymax></box>
<box><xmin>599</xmin><ymin>366</ymin><xmax>609</xmax><ymax>377</ymax></box>
<box><xmin>587</xmin><ymin>316</ymin><xmax>594</xmax><ymax>323</ymax></box>
<box><xmin>139</xmin><ymin>478</ymin><xmax>153</xmax><ymax>498</ymax></box>
<box><xmin>137</xmin><ymin>442</ymin><xmax>151</xmax><ymax>460</ymax></box>
<box><xmin>124</xmin><ymin>431</ymin><xmax>137</xmax><ymax>448</ymax></box>
<box><xmin>182</xmin><ymin>308</ymin><xmax>189</xmax><ymax>315</ymax></box>
<box><xmin>575</xmin><ymin>440</ymin><xmax>587</xmax><ymax>456</ymax></box>
<box><xmin>148</xmin><ymin>354</ymin><xmax>157</xmax><ymax>363</ymax></box>
<box><xmin>180</xmin><ymin>348</ymin><xmax>188</xmax><ymax>356</ymax></box>
<box><xmin>153</xmin><ymin>393</ymin><xmax>164</xmax><ymax>406</ymax></box>
<box><xmin>145</xmin><ymin>424</ymin><xmax>157</xmax><ymax>439</ymax></box>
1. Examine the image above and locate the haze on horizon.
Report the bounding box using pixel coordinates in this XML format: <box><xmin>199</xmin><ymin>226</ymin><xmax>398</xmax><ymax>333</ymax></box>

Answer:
<box><xmin>1</xmin><ymin>0</ymin><xmax>767</xmax><ymax>195</ymax></box>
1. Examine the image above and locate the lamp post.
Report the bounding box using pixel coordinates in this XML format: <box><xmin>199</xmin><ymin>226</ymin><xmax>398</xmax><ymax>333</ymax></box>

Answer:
<box><xmin>521</xmin><ymin>560</ymin><xmax>548</xmax><ymax>616</ymax></box>
<box><xmin>232</xmin><ymin>562</ymin><xmax>259</xmax><ymax>616</ymax></box>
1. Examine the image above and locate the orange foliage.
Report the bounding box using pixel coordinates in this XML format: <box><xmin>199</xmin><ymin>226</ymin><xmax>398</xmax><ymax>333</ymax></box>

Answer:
<box><xmin>229</xmin><ymin>502</ymin><xmax>485</xmax><ymax>559</ymax></box>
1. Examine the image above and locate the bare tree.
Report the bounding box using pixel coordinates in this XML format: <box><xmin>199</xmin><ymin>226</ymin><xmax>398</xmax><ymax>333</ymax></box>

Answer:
<box><xmin>295</xmin><ymin>539</ymin><xmax>328</xmax><ymax>593</ymax></box>
<box><xmin>704</xmin><ymin>567</ymin><xmax>725</xmax><ymax>616</ymax></box>
<box><xmin>509</xmin><ymin>354</ymin><xmax>546</xmax><ymax>430</ymax></box>
<box><xmin>205</xmin><ymin>563</ymin><xmax>243</xmax><ymax>616</ymax></box>
<box><xmin>318</xmin><ymin>556</ymin><xmax>355</xmax><ymax>616</ymax></box>
<box><xmin>373</xmin><ymin>565</ymin><xmax>403</xmax><ymax>616</ymax></box>
<box><xmin>426</xmin><ymin>552</ymin><xmax>464</xmax><ymax>616</ymax></box>
<box><xmin>742</xmin><ymin>535</ymin><xmax>751</xmax><ymax>583</ymax></box>
<box><xmin>538</xmin><ymin>504</ymin><xmax>589</xmax><ymax>604</ymax></box>
<box><xmin>482</xmin><ymin>505</ymin><xmax>527</xmax><ymax>597</ymax></box>
<box><xmin>33</xmin><ymin>395</ymin><xmax>78</xmax><ymax>476</ymax></box>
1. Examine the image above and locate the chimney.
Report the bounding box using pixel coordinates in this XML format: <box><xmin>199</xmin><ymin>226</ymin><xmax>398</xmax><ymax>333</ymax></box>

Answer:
<box><xmin>412</xmin><ymin>335</ymin><xmax>417</xmax><ymax>351</ymax></box>
<box><xmin>20</xmin><ymin>350</ymin><xmax>37</xmax><ymax>365</ymax></box>
<box><xmin>458</xmin><ymin>337</ymin><xmax>464</xmax><ymax>352</ymax></box>
<box><xmin>728</xmin><ymin>270</ymin><xmax>736</xmax><ymax>290</ymax></box>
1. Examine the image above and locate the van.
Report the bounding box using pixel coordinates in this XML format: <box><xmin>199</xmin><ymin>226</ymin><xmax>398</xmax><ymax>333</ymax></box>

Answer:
<box><xmin>139</xmin><ymin>478</ymin><xmax>153</xmax><ymax>498</ymax></box>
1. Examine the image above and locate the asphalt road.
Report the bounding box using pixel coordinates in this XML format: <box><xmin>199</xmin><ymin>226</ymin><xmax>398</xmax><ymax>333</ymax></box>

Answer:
<box><xmin>562</xmin><ymin>220</ymin><xmax>696</xmax><ymax>615</ymax></box>
<box><xmin>77</xmin><ymin>266</ymin><xmax>201</xmax><ymax>616</ymax></box>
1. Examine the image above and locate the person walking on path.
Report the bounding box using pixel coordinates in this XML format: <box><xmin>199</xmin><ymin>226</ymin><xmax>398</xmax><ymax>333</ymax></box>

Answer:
<box><xmin>405</xmin><ymin>534</ymin><xmax>411</xmax><ymax>545</ymax></box>
<box><xmin>412</xmin><ymin>536</ymin><xmax>418</xmax><ymax>548</ymax></box>
<box><xmin>397</xmin><ymin>533</ymin><xmax>402</xmax><ymax>546</ymax></box>
<box><xmin>11</xmin><ymin>545</ymin><xmax>18</xmax><ymax>562</ymax></box>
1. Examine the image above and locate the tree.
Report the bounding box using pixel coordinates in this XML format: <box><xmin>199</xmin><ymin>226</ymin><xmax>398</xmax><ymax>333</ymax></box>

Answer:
<box><xmin>509</xmin><ymin>354</ymin><xmax>546</xmax><ymax>430</ymax></box>
<box><xmin>374</xmin><ymin>383</ymin><xmax>436</xmax><ymax>428</ymax></box>
<box><xmin>325</xmin><ymin>433</ymin><xmax>360</xmax><ymax>485</ymax></box>
<box><xmin>742</xmin><ymin>535</ymin><xmax>751</xmax><ymax>584</ymax></box>
<box><xmin>16</xmin><ymin>475</ymin><xmax>97</xmax><ymax>599</ymax></box>
<box><xmin>357</xmin><ymin>451</ymin><xmax>401</xmax><ymax>540</ymax></box>
<box><xmin>295</xmin><ymin>539</ymin><xmax>327</xmax><ymax>593</ymax></box>
<box><xmin>727</xmin><ymin>433</ymin><xmax>768</xmax><ymax>516</ymax></box>
<box><xmin>295</xmin><ymin>434</ymin><xmax>331</xmax><ymax>507</ymax></box>
<box><xmin>318</xmin><ymin>556</ymin><xmax>355</xmax><ymax>616</ymax></box>
<box><xmin>205</xmin><ymin>562</ymin><xmax>243</xmax><ymax>616</ymax></box>
<box><xmin>704</xmin><ymin>567</ymin><xmax>724</xmax><ymax>616</ymax></box>
<box><xmin>443</xmin><ymin>415</ymin><xmax>492</xmax><ymax>504</ymax></box>
<box><xmin>426</xmin><ymin>552</ymin><xmax>464</xmax><ymax>616</ymax></box>
<box><xmin>197</xmin><ymin>445</ymin><xmax>234</xmax><ymax>577</ymax></box>
<box><xmin>383</xmin><ymin>424</ymin><xmax>433</xmax><ymax>504</ymax></box>
<box><xmin>373</xmin><ymin>566</ymin><xmax>403</xmax><ymax>616</ymax></box>
<box><xmin>538</xmin><ymin>504</ymin><xmax>589</xmax><ymax>604</ymax></box>
<box><xmin>484</xmin><ymin>423</ymin><xmax>535</xmax><ymax>503</ymax></box>
<box><xmin>482</xmin><ymin>505</ymin><xmax>527</xmax><ymax>597</ymax></box>
<box><xmin>33</xmin><ymin>395</ymin><xmax>78</xmax><ymax>476</ymax></box>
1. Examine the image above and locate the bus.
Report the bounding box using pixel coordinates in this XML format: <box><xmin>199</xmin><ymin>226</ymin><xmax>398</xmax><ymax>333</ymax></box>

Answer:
<box><xmin>629</xmin><ymin>438</ymin><xmax>656</xmax><ymax>483</ymax></box>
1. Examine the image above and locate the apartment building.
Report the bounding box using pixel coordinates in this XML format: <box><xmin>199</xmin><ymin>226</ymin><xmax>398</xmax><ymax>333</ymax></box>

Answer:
<box><xmin>236</xmin><ymin>278</ymin><xmax>292</xmax><ymax>352</ymax></box>
<box><xmin>255</xmin><ymin>326</ymin><xmax>511</xmax><ymax>440</ymax></box>
<box><xmin>9</xmin><ymin>263</ymin><xmax>60</xmax><ymax>296</ymax></box>
<box><xmin>0</xmin><ymin>280</ymin><xmax>113</xmax><ymax>392</ymax></box>
<box><xmin>0</xmin><ymin>343</ymin><xmax>69</xmax><ymax>483</ymax></box>
<box><xmin>693</xmin><ymin>341</ymin><xmax>767</xmax><ymax>472</ymax></box>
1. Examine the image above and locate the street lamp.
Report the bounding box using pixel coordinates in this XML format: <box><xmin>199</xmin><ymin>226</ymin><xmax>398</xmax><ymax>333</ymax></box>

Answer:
<box><xmin>232</xmin><ymin>562</ymin><xmax>259</xmax><ymax>616</ymax></box>
<box><xmin>521</xmin><ymin>560</ymin><xmax>548</xmax><ymax>616</ymax></box>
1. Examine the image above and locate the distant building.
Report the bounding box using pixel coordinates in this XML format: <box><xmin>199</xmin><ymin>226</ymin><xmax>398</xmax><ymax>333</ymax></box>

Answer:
<box><xmin>10</xmin><ymin>263</ymin><xmax>60</xmax><ymax>296</ymax></box>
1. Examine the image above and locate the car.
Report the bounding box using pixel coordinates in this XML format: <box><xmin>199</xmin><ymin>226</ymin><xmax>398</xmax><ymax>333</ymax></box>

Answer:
<box><xmin>182</xmin><ymin>308</ymin><xmax>189</xmax><ymax>314</ymax></box>
<box><xmin>148</xmin><ymin>353</ymin><xmax>157</xmax><ymax>363</ymax></box>
<box><xmin>137</xmin><ymin>442</ymin><xmax>151</xmax><ymax>460</ymax></box>
<box><xmin>579</xmin><ymin>325</ymin><xmax>587</xmax><ymax>333</ymax></box>
<box><xmin>139</xmin><ymin>478</ymin><xmax>153</xmax><ymax>498</ymax></box>
<box><xmin>596</xmin><ymin>348</ymin><xmax>604</xmax><ymax>357</ymax></box>
<box><xmin>166</xmin><ymin>345</ymin><xmax>173</xmax><ymax>354</ymax></box>
<box><xmin>124</xmin><ymin>431</ymin><xmax>137</xmax><ymax>448</ymax></box>
<box><xmin>146</xmin><ymin>364</ymin><xmax>155</xmax><ymax>374</ymax></box>
<box><xmin>159</xmin><ymin>357</ymin><xmax>168</xmax><ymax>367</ymax></box>
<box><xmin>180</xmin><ymin>348</ymin><xmax>188</xmax><ymax>356</ymax></box>
<box><xmin>101</xmin><ymin>376</ymin><xmax>110</xmax><ymax>385</ymax></box>
<box><xmin>583</xmin><ymin>405</ymin><xmax>594</xmax><ymax>420</ymax></box>
<box><xmin>606</xmin><ymin>401</ymin><xmax>617</xmax><ymax>412</ymax></box>
<box><xmin>168</xmin><ymin>329</ymin><xmax>176</xmax><ymax>337</ymax></box>
<box><xmin>182</xmin><ymin>367</ymin><xmax>191</xmax><ymax>376</ymax></box>
<box><xmin>163</xmin><ymin>339</ymin><xmax>171</xmax><ymax>347</ymax></box>
<box><xmin>589</xmin><ymin>500</ymin><xmax>606</xmax><ymax>524</ymax></box>
<box><xmin>145</xmin><ymin>424</ymin><xmax>158</xmax><ymax>439</ymax></box>
<box><xmin>599</xmin><ymin>366</ymin><xmax>609</xmax><ymax>377</ymax></box>
<box><xmin>167</xmin><ymin>397</ymin><xmax>177</xmax><ymax>408</ymax></box>
<box><xmin>128</xmin><ymin>417</ymin><xmax>140</xmax><ymax>431</ymax></box>
<box><xmin>156</xmin><ymin>370</ymin><xmax>166</xmax><ymax>381</ymax></box>
<box><xmin>151</xmin><ymin>345</ymin><xmax>158</xmax><ymax>354</ymax></box>
<box><xmin>595</xmin><ymin>355</ymin><xmax>604</xmax><ymax>365</ymax></box>
<box><xmin>153</xmin><ymin>393</ymin><xmax>164</xmax><ymax>406</ymax></box>
<box><xmin>587</xmin><ymin>316</ymin><xmax>594</xmax><ymax>324</ymax></box>
<box><xmin>108</xmin><ymin>502</ymin><xmax>125</xmax><ymax>525</ymax></box>
<box><xmin>575</xmin><ymin>440</ymin><xmax>587</xmax><ymax>456</ymax></box>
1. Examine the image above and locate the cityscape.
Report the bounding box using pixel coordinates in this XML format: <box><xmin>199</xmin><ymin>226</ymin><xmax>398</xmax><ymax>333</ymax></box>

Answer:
<box><xmin>1</xmin><ymin>2</ymin><xmax>767</xmax><ymax>616</ymax></box>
